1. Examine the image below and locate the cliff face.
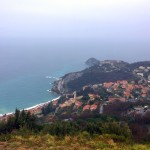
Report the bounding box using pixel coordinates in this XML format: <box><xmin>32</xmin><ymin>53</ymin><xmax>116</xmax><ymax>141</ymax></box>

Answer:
<box><xmin>52</xmin><ymin>72</ymin><xmax>83</xmax><ymax>94</ymax></box>
<box><xmin>51</xmin><ymin>59</ymin><xmax>150</xmax><ymax>94</ymax></box>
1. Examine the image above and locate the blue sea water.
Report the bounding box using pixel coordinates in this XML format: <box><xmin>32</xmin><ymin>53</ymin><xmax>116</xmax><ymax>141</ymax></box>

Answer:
<box><xmin>0</xmin><ymin>38</ymin><xmax>150</xmax><ymax>114</ymax></box>
<box><xmin>0</xmin><ymin>38</ymin><xmax>86</xmax><ymax>114</ymax></box>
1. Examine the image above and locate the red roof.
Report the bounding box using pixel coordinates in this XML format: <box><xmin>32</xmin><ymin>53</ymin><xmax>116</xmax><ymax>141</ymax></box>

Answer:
<box><xmin>83</xmin><ymin>105</ymin><xmax>90</xmax><ymax>111</ymax></box>
<box><xmin>52</xmin><ymin>100</ymin><xmax>58</xmax><ymax>106</ymax></box>
<box><xmin>103</xmin><ymin>82</ymin><xmax>113</xmax><ymax>88</ymax></box>
<box><xmin>75</xmin><ymin>101</ymin><xmax>83</xmax><ymax>107</ymax></box>
<box><xmin>90</xmin><ymin>104</ymin><xmax>97</xmax><ymax>111</ymax></box>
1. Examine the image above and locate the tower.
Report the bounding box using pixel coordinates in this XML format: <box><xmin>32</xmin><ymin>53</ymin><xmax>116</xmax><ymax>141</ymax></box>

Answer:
<box><xmin>73</xmin><ymin>91</ymin><xmax>77</xmax><ymax>99</ymax></box>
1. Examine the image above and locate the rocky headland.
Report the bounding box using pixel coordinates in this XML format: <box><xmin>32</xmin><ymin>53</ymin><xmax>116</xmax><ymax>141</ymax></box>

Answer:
<box><xmin>52</xmin><ymin>58</ymin><xmax>150</xmax><ymax>94</ymax></box>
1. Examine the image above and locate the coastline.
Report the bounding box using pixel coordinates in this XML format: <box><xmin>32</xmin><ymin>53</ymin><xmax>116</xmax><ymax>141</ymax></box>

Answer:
<box><xmin>24</xmin><ymin>96</ymin><xmax>60</xmax><ymax>111</ymax></box>
<box><xmin>0</xmin><ymin>96</ymin><xmax>60</xmax><ymax>120</ymax></box>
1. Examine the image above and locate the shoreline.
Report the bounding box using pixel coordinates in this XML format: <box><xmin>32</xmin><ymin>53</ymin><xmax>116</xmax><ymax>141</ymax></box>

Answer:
<box><xmin>0</xmin><ymin>96</ymin><xmax>60</xmax><ymax>119</ymax></box>
<box><xmin>24</xmin><ymin>96</ymin><xmax>60</xmax><ymax>111</ymax></box>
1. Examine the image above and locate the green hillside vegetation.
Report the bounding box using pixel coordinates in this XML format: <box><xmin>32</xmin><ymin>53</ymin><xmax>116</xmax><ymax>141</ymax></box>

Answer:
<box><xmin>0</xmin><ymin>133</ymin><xmax>150</xmax><ymax>150</ymax></box>
<box><xmin>0</xmin><ymin>109</ymin><xmax>150</xmax><ymax>149</ymax></box>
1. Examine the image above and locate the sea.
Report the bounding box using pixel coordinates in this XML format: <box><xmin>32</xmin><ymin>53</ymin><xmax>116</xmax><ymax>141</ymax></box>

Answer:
<box><xmin>0</xmin><ymin>38</ymin><xmax>150</xmax><ymax>114</ymax></box>
<box><xmin>0</xmin><ymin>38</ymin><xmax>86</xmax><ymax>114</ymax></box>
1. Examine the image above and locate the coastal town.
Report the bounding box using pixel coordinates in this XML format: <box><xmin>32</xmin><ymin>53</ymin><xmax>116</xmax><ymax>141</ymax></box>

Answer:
<box><xmin>41</xmin><ymin>74</ymin><xmax>150</xmax><ymax>122</ymax></box>
<box><xmin>1</xmin><ymin>65</ymin><xmax>150</xmax><ymax>122</ymax></box>
<box><xmin>0</xmin><ymin>62</ymin><xmax>150</xmax><ymax>148</ymax></box>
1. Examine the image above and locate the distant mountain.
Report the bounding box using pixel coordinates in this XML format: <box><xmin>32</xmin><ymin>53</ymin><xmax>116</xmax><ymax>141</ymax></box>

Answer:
<box><xmin>85</xmin><ymin>58</ymin><xmax>100</xmax><ymax>66</ymax></box>
<box><xmin>52</xmin><ymin>59</ymin><xmax>150</xmax><ymax>94</ymax></box>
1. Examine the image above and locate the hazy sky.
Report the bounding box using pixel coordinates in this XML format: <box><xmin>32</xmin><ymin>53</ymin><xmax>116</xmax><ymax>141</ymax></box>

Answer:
<box><xmin>0</xmin><ymin>0</ymin><xmax>150</xmax><ymax>40</ymax></box>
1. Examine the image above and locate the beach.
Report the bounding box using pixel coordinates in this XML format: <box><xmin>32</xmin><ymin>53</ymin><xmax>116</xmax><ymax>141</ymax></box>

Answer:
<box><xmin>0</xmin><ymin>96</ymin><xmax>60</xmax><ymax>121</ymax></box>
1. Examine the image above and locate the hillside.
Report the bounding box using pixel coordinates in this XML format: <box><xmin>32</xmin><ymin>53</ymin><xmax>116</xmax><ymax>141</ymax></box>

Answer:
<box><xmin>0</xmin><ymin>133</ymin><xmax>150</xmax><ymax>150</ymax></box>
<box><xmin>52</xmin><ymin>59</ymin><xmax>150</xmax><ymax>94</ymax></box>
<box><xmin>0</xmin><ymin>109</ymin><xmax>150</xmax><ymax>150</ymax></box>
